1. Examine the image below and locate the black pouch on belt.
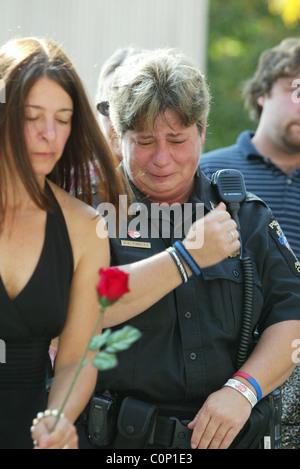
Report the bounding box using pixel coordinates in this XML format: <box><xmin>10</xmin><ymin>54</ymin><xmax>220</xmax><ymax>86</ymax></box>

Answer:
<box><xmin>113</xmin><ymin>397</ymin><xmax>157</xmax><ymax>449</ymax></box>
<box><xmin>230</xmin><ymin>396</ymin><xmax>272</xmax><ymax>449</ymax></box>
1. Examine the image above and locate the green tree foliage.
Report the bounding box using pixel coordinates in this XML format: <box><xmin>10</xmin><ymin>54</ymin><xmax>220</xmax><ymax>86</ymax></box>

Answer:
<box><xmin>205</xmin><ymin>0</ymin><xmax>300</xmax><ymax>151</ymax></box>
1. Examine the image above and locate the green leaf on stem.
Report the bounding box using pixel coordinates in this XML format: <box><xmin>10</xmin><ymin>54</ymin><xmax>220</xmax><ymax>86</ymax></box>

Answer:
<box><xmin>93</xmin><ymin>351</ymin><xmax>118</xmax><ymax>370</ymax></box>
<box><xmin>105</xmin><ymin>326</ymin><xmax>142</xmax><ymax>353</ymax></box>
<box><xmin>89</xmin><ymin>328</ymin><xmax>111</xmax><ymax>351</ymax></box>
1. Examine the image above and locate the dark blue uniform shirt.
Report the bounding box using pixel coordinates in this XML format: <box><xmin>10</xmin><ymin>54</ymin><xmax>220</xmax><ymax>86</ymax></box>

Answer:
<box><xmin>96</xmin><ymin>169</ymin><xmax>300</xmax><ymax>407</ymax></box>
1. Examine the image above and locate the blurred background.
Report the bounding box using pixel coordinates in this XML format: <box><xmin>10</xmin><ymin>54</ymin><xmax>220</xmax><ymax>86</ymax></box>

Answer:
<box><xmin>1</xmin><ymin>0</ymin><xmax>300</xmax><ymax>151</ymax></box>
<box><xmin>206</xmin><ymin>0</ymin><xmax>300</xmax><ymax>151</ymax></box>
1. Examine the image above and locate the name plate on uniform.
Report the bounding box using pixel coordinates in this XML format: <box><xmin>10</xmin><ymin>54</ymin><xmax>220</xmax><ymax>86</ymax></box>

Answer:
<box><xmin>121</xmin><ymin>240</ymin><xmax>151</xmax><ymax>249</ymax></box>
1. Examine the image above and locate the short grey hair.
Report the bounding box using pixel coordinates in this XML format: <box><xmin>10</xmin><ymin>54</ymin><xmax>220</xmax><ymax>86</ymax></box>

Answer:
<box><xmin>109</xmin><ymin>48</ymin><xmax>210</xmax><ymax>136</ymax></box>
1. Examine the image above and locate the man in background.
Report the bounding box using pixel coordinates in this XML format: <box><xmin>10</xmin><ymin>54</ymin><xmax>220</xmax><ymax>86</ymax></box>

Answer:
<box><xmin>96</xmin><ymin>46</ymin><xmax>140</xmax><ymax>162</ymax></box>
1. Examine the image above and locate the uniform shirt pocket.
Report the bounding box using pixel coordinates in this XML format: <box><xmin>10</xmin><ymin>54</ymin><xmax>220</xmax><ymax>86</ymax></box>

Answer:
<box><xmin>201</xmin><ymin>257</ymin><xmax>263</xmax><ymax>333</ymax></box>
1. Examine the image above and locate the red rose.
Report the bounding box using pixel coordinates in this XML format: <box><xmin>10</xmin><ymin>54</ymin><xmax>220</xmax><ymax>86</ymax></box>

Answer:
<box><xmin>97</xmin><ymin>267</ymin><xmax>130</xmax><ymax>307</ymax></box>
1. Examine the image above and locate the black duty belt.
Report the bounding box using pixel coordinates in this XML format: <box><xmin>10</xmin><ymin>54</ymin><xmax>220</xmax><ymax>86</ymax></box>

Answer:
<box><xmin>150</xmin><ymin>416</ymin><xmax>192</xmax><ymax>448</ymax></box>
<box><xmin>81</xmin><ymin>392</ymin><xmax>279</xmax><ymax>449</ymax></box>
<box><xmin>114</xmin><ymin>396</ymin><xmax>194</xmax><ymax>449</ymax></box>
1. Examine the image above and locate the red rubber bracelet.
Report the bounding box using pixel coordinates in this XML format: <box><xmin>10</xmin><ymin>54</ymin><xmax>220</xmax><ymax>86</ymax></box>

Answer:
<box><xmin>232</xmin><ymin>371</ymin><xmax>252</xmax><ymax>380</ymax></box>
<box><xmin>232</xmin><ymin>371</ymin><xmax>262</xmax><ymax>402</ymax></box>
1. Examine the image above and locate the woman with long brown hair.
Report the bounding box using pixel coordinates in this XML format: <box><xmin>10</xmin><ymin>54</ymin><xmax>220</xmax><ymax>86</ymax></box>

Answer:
<box><xmin>0</xmin><ymin>36</ymin><xmax>123</xmax><ymax>449</ymax></box>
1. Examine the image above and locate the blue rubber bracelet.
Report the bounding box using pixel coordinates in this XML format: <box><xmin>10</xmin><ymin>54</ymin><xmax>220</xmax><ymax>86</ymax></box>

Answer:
<box><xmin>232</xmin><ymin>372</ymin><xmax>262</xmax><ymax>402</ymax></box>
<box><xmin>247</xmin><ymin>377</ymin><xmax>262</xmax><ymax>402</ymax></box>
<box><xmin>173</xmin><ymin>240</ymin><xmax>201</xmax><ymax>276</ymax></box>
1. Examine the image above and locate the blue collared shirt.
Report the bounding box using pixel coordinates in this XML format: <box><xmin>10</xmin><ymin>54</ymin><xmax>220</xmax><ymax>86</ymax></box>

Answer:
<box><xmin>200</xmin><ymin>130</ymin><xmax>300</xmax><ymax>259</ymax></box>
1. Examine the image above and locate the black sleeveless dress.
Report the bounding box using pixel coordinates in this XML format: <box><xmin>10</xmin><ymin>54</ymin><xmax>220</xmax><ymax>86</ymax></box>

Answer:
<box><xmin>0</xmin><ymin>184</ymin><xmax>73</xmax><ymax>449</ymax></box>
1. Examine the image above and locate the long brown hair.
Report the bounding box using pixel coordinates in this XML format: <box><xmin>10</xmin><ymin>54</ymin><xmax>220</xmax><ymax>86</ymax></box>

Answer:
<box><xmin>0</xmin><ymin>37</ymin><xmax>123</xmax><ymax>229</ymax></box>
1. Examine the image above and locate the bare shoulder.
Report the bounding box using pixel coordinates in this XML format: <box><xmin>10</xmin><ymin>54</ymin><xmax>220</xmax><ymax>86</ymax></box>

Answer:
<box><xmin>48</xmin><ymin>180</ymin><xmax>98</xmax><ymax>223</ymax></box>
<box><xmin>47</xmin><ymin>181</ymin><xmax>109</xmax><ymax>265</ymax></box>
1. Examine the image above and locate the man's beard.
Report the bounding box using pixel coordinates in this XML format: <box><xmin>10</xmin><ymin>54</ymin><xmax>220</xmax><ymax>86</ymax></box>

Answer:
<box><xmin>282</xmin><ymin>122</ymin><xmax>300</xmax><ymax>152</ymax></box>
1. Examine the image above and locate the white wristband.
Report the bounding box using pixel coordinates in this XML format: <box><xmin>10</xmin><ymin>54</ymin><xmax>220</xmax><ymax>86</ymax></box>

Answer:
<box><xmin>223</xmin><ymin>378</ymin><xmax>257</xmax><ymax>408</ymax></box>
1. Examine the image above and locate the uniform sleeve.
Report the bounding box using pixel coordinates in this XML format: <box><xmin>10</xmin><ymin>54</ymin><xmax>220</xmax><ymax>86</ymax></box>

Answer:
<box><xmin>257</xmin><ymin>214</ymin><xmax>300</xmax><ymax>333</ymax></box>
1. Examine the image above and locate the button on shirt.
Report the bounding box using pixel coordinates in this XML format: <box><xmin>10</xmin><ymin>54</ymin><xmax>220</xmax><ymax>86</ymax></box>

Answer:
<box><xmin>200</xmin><ymin>130</ymin><xmax>300</xmax><ymax>259</ymax></box>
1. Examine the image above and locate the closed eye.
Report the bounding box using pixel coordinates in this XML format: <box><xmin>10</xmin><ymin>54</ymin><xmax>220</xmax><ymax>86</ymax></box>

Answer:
<box><xmin>56</xmin><ymin>118</ymin><xmax>71</xmax><ymax>125</ymax></box>
<box><xmin>134</xmin><ymin>139</ymin><xmax>154</xmax><ymax>146</ymax></box>
<box><xmin>25</xmin><ymin>116</ymin><xmax>70</xmax><ymax>125</ymax></box>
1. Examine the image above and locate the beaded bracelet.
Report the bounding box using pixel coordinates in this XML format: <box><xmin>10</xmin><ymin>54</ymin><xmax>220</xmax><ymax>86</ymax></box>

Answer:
<box><xmin>173</xmin><ymin>240</ymin><xmax>201</xmax><ymax>276</ymax></box>
<box><xmin>166</xmin><ymin>247</ymin><xmax>188</xmax><ymax>283</ymax></box>
<box><xmin>224</xmin><ymin>378</ymin><xmax>257</xmax><ymax>408</ymax></box>
<box><xmin>232</xmin><ymin>371</ymin><xmax>262</xmax><ymax>402</ymax></box>
<box><xmin>30</xmin><ymin>409</ymin><xmax>64</xmax><ymax>444</ymax></box>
